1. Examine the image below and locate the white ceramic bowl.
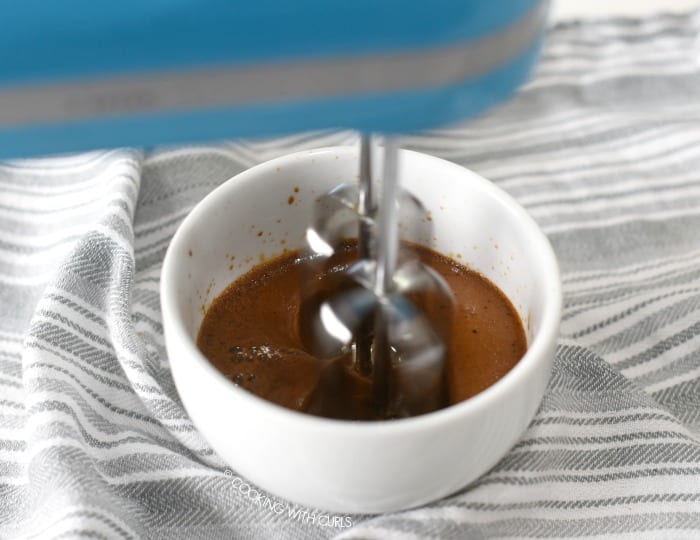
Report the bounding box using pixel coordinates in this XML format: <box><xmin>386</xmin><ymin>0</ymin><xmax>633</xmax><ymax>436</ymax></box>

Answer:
<box><xmin>161</xmin><ymin>147</ymin><xmax>561</xmax><ymax>514</ymax></box>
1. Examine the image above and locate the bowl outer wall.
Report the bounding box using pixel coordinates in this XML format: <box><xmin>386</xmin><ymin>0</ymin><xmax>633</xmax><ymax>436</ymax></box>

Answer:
<box><xmin>161</xmin><ymin>146</ymin><xmax>562</xmax><ymax>514</ymax></box>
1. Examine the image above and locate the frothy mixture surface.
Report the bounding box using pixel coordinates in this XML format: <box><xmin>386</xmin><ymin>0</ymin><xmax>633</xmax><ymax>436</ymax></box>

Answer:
<box><xmin>197</xmin><ymin>242</ymin><xmax>526</xmax><ymax>420</ymax></box>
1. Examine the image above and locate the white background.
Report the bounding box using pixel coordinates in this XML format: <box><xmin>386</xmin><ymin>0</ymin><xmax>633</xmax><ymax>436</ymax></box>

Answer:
<box><xmin>552</xmin><ymin>0</ymin><xmax>700</xmax><ymax>21</ymax></box>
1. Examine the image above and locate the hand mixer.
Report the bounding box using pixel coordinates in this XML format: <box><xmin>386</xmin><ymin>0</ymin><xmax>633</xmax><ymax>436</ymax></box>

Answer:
<box><xmin>0</xmin><ymin>0</ymin><xmax>548</xmax><ymax>417</ymax></box>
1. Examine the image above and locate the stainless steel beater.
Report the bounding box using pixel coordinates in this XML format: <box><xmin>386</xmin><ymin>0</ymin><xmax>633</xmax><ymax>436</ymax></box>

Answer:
<box><xmin>299</xmin><ymin>135</ymin><xmax>455</xmax><ymax>418</ymax></box>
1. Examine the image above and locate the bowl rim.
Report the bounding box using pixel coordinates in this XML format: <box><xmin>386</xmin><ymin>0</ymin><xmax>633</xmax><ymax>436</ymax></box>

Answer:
<box><xmin>161</xmin><ymin>145</ymin><xmax>562</xmax><ymax>436</ymax></box>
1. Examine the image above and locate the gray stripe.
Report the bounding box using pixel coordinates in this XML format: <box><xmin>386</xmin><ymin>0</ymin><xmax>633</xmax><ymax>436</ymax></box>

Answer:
<box><xmin>26</xmin><ymin>355</ymin><xmax>132</xmax><ymax>392</ymax></box>
<box><xmin>549</xmin><ymin>216</ymin><xmax>700</xmax><ymax>281</ymax></box>
<box><xmin>26</xmin><ymin>336</ymin><xmax>151</xmax><ymax>383</ymax></box>
<box><xmin>450</xmin><ymin>124</ymin><xmax>700</xmax><ymax>171</ymax></box>
<box><xmin>563</xmin><ymin>249</ymin><xmax>700</xmax><ymax>286</ymax></box>
<box><xmin>515</xmin><ymin>430</ymin><xmax>696</xmax><ymax>449</ymax></box>
<box><xmin>27</xmin><ymin>325</ymin><xmax>125</xmax><ymax>374</ymax></box>
<box><xmin>568</xmin><ymin>288</ymin><xmax>700</xmax><ymax>337</ymax></box>
<box><xmin>100</xmin><ymin>453</ymin><xmax>209</xmax><ymax>478</ymax></box>
<box><xmin>0</xmin><ymin>156</ymin><xmax>139</xmax><ymax>195</ymax></box>
<box><xmin>0</xmin><ymin>2</ymin><xmax>546</xmax><ymax>127</ymax></box>
<box><xmin>591</xmin><ymin>293</ymin><xmax>700</xmax><ymax>353</ymax></box>
<box><xmin>53</xmin><ymin>511</ymin><xmax>136</xmax><ymax>540</ymax></box>
<box><xmin>0</xmin><ymin>399</ymin><xmax>24</xmax><ymax>410</ymax></box>
<box><xmin>653</xmin><ymin>378</ymin><xmax>700</xmax><ymax>421</ymax></box>
<box><xmin>477</xmin><ymin>467</ymin><xmax>700</xmax><ymax>487</ymax></box>
<box><xmin>131</xmin><ymin>313</ymin><xmax>163</xmax><ymax>334</ymax></box>
<box><xmin>530</xmin><ymin>177</ymin><xmax>700</xmax><ymax>211</ymax></box>
<box><xmin>445</xmin><ymin>493</ymin><xmax>700</xmax><ymax>512</ymax></box>
<box><xmin>35</xmin><ymin>309</ymin><xmax>114</xmax><ymax>349</ymax></box>
<box><xmin>371</xmin><ymin>513</ymin><xmax>700</xmax><ymax>538</ymax></box>
<box><xmin>635</xmin><ymin>348</ymin><xmax>700</xmax><ymax>388</ymax></box>
<box><xmin>0</xmin><ymin>378</ymin><xmax>23</xmax><ymax>389</ymax></box>
<box><xmin>46</xmin><ymin>293</ymin><xmax>109</xmax><ymax>328</ymax></box>
<box><xmin>131</xmin><ymin>290</ymin><xmax>162</xmax><ymax>315</ymax></box>
<box><xmin>0</xmin><ymin>358</ymin><xmax>21</xmax><ymax>379</ymax></box>
<box><xmin>28</xmin><ymin>374</ymin><xmax>162</xmax><ymax>427</ymax></box>
<box><xmin>613</xmin><ymin>320</ymin><xmax>700</xmax><ymax>371</ymax></box>
<box><xmin>531</xmin><ymin>412</ymin><xmax>683</xmax><ymax>427</ymax></box>
<box><xmin>562</xmin><ymin>273</ymin><xmax>700</xmax><ymax>320</ymax></box>
<box><xmin>134</xmin><ymin>208</ymin><xmax>190</xmax><ymax>239</ymax></box>
<box><xmin>497</xmin><ymin>442</ymin><xmax>700</xmax><ymax>472</ymax></box>
<box><xmin>563</xmin><ymin>284</ymin><xmax>700</xmax><ymax>322</ymax></box>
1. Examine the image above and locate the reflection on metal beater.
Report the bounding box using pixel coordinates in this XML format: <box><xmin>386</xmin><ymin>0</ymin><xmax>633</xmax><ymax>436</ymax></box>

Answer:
<box><xmin>355</xmin><ymin>135</ymin><xmax>375</xmax><ymax>378</ymax></box>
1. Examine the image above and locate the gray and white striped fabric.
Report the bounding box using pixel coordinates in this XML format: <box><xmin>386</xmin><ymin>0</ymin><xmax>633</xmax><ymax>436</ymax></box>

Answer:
<box><xmin>2</xmin><ymin>11</ymin><xmax>700</xmax><ymax>540</ymax></box>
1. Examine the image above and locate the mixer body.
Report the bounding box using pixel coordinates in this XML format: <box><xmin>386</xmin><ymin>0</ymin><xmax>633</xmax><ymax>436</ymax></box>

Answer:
<box><xmin>0</xmin><ymin>0</ymin><xmax>547</xmax><ymax>158</ymax></box>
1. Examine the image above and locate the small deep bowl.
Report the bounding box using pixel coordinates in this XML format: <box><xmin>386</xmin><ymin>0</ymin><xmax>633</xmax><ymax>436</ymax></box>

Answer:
<box><xmin>161</xmin><ymin>146</ymin><xmax>561</xmax><ymax>514</ymax></box>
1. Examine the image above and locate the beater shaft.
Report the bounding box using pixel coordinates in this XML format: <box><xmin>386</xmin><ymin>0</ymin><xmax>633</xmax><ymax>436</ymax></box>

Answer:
<box><xmin>372</xmin><ymin>139</ymin><xmax>400</xmax><ymax>415</ymax></box>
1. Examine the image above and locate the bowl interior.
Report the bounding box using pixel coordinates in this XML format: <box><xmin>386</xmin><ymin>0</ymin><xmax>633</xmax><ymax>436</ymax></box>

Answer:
<box><xmin>173</xmin><ymin>147</ymin><xmax>548</xmax><ymax>353</ymax></box>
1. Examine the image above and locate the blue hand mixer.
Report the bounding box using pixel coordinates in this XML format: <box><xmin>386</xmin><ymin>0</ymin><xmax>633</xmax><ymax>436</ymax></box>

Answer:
<box><xmin>0</xmin><ymin>0</ymin><xmax>548</xmax><ymax>416</ymax></box>
<box><xmin>0</xmin><ymin>0</ymin><xmax>546</xmax><ymax>157</ymax></box>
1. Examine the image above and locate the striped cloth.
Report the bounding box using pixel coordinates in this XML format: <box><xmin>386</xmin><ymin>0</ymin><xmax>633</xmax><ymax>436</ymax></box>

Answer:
<box><xmin>2</xmin><ymin>10</ymin><xmax>700</xmax><ymax>540</ymax></box>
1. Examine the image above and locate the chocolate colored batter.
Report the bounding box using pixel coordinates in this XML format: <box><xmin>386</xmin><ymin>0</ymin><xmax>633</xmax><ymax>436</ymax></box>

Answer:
<box><xmin>197</xmin><ymin>242</ymin><xmax>526</xmax><ymax>420</ymax></box>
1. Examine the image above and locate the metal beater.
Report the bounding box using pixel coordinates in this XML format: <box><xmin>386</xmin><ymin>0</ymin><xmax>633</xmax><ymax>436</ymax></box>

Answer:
<box><xmin>299</xmin><ymin>136</ymin><xmax>455</xmax><ymax>419</ymax></box>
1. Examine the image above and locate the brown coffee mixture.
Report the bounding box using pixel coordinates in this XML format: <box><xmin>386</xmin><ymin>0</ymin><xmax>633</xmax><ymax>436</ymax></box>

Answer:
<box><xmin>197</xmin><ymin>242</ymin><xmax>526</xmax><ymax>420</ymax></box>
